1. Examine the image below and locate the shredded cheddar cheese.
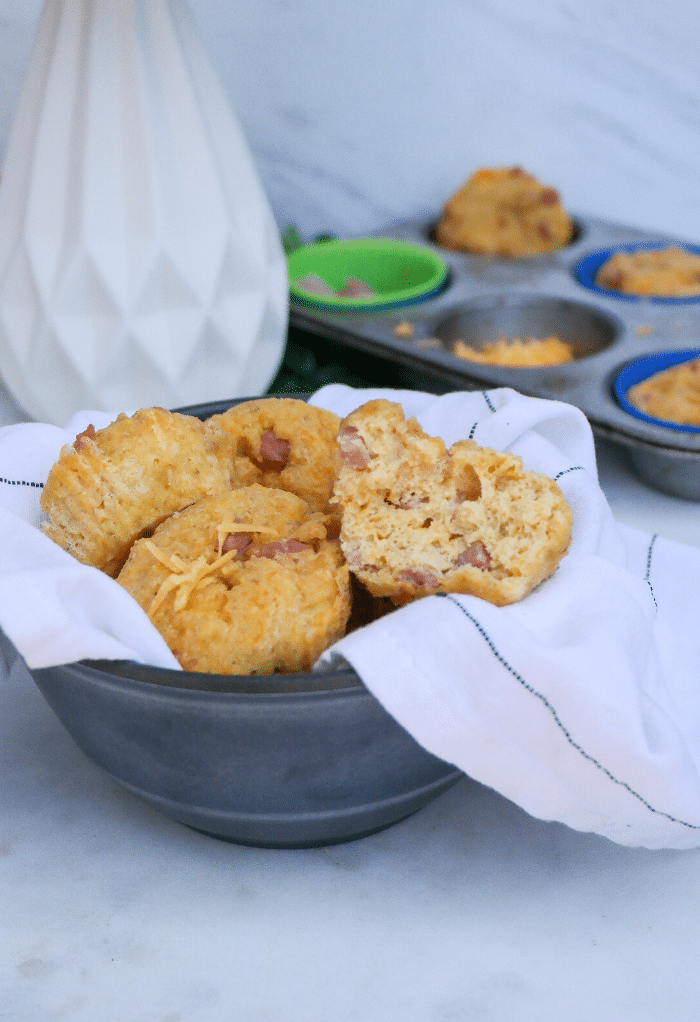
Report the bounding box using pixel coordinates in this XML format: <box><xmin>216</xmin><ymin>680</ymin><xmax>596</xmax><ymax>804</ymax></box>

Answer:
<box><xmin>453</xmin><ymin>335</ymin><xmax>574</xmax><ymax>367</ymax></box>
<box><xmin>142</xmin><ymin>539</ymin><xmax>239</xmax><ymax>616</ymax></box>
<box><xmin>141</xmin><ymin>539</ymin><xmax>186</xmax><ymax>574</ymax></box>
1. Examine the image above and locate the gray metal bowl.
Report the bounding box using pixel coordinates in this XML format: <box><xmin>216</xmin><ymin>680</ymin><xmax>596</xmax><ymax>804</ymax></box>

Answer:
<box><xmin>28</xmin><ymin>394</ymin><xmax>460</xmax><ymax>847</ymax></box>
<box><xmin>29</xmin><ymin>657</ymin><xmax>462</xmax><ymax>847</ymax></box>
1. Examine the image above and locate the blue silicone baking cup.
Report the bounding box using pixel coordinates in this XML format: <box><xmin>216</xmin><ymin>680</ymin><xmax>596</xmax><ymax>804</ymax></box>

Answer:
<box><xmin>613</xmin><ymin>349</ymin><xmax>700</xmax><ymax>433</ymax></box>
<box><xmin>574</xmin><ymin>242</ymin><xmax>700</xmax><ymax>304</ymax></box>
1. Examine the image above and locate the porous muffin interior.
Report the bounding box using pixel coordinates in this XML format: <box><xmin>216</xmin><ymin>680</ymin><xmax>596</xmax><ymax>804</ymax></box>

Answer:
<box><xmin>333</xmin><ymin>400</ymin><xmax>572</xmax><ymax>606</ymax></box>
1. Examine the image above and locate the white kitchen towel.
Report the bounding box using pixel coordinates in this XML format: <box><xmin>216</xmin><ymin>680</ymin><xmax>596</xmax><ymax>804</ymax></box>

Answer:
<box><xmin>1</xmin><ymin>385</ymin><xmax>700</xmax><ymax>850</ymax></box>
<box><xmin>0</xmin><ymin>409</ymin><xmax>180</xmax><ymax>670</ymax></box>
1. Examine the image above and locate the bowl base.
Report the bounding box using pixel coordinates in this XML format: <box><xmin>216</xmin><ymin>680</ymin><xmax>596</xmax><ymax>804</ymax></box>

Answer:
<box><xmin>118</xmin><ymin>770</ymin><xmax>464</xmax><ymax>849</ymax></box>
<box><xmin>187</xmin><ymin>811</ymin><xmax>420</xmax><ymax>849</ymax></box>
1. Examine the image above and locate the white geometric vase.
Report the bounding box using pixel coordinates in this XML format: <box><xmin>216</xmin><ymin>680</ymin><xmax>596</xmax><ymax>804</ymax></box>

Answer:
<box><xmin>0</xmin><ymin>0</ymin><xmax>288</xmax><ymax>425</ymax></box>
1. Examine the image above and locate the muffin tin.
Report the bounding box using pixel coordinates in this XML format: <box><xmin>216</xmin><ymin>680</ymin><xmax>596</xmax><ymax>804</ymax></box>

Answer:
<box><xmin>289</xmin><ymin>214</ymin><xmax>700</xmax><ymax>499</ymax></box>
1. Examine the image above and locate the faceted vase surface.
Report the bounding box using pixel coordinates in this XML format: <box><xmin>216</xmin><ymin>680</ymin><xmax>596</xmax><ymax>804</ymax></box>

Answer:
<box><xmin>0</xmin><ymin>0</ymin><xmax>288</xmax><ymax>425</ymax></box>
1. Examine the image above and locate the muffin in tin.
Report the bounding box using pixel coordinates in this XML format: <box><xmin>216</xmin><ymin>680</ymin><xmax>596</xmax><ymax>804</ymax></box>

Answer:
<box><xmin>615</xmin><ymin>350</ymin><xmax>700</xmax><ymax>430</ymax></box>
<box><xmin>435</xmin><ymin>166</ymin><xmax>574</xmax><ymax>257</ymax></box>
<box><xmin>596</xmin><ymin>245</ymin><xmax>700</xmax><ymax>298</ymax></box>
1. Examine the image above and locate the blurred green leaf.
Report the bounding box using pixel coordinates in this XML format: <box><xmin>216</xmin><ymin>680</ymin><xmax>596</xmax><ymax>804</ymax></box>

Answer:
<box><xmin>281</xmin><ymin>225</ymin><xmax>305</xmax><ymax>254</ymax></box>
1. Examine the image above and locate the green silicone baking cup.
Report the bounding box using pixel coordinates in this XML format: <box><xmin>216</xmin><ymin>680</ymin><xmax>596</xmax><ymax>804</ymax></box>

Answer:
<box><xmin>287</xmin><ymin>238</ymin><xmax>449</xmax><ymax>311</ymax></box>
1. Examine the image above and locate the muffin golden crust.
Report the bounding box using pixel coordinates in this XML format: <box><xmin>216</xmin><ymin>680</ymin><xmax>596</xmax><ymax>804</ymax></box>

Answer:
<box><xmin>595</xmin><ymin>246</ymin><xmax>700</xmax><ymax>297</ymax></box>
<box><xmin>117</xmin><ymin>485</ymin><xmax>351</xmax><ymax>675</ymax></box>
<box><xmin>207</xmin><ymin>398</ymin><xmax>342</xmax><ymax>513</ymax></box>
<box><xmin>41</xmin><ymin>407</ymin><xmax>237</xmax><ymax>577</ymax></box>
<box><xmin>333</xmin><ymin>400</ymin><xmax>572</xmax><ymax>607</ymax></box>
<box><xmin>435</xmin><ymin>166</ymin><xmax>573</xmax><ymax>257</ymax></box>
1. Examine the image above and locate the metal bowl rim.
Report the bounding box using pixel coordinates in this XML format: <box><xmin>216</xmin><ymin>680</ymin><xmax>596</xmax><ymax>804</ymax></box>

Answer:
<box><xmin>39</xmin><ymin>657</ymin><xmax>367</xmax><ymax>698</ymax></box>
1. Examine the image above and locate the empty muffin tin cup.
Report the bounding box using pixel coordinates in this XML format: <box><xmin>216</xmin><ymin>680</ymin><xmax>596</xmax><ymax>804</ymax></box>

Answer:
<box><xmin>287</xmin><ymin>238</ymin><xmax>449</xmax><ymax>311</ymax></box>
<box><xmin>613</xmin><ymin>349</ymin><xmax>700</xmax><ymax>434</ymax></box>
<box><xmin>431</xmin><ymin>295</ymin><xmax>620</xmax><ymax>362</ymax></box>
<box><xmin>574</xmin><ymin>243</ymin><xmax>700</xmax><ymax>304</ymax></box>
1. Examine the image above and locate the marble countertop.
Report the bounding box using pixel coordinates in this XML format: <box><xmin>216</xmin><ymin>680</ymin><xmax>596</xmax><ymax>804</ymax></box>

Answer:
<box><xmin>2</xmin><ymin>434</ymin><xmax>700</xmax><ymax>1022</ymax></box>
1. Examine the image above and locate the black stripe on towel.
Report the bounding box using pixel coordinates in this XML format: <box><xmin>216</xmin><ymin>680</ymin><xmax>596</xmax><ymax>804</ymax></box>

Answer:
<box><xmin>554</xmin><ymin>465</ymin><xmax>585</xmax><ymax>483</ymax></box>
<box><xmin>468</xmin><ymin>392</ymin><xmax>497</xmax><ymax>441</ymax></box>
<box><xmin>0</xmin><ymin>477</ymin><xmax>43</xmax><ymax>488</ymax></box>
<box><xmin>644</xmin><ymin>533</ymin><xmax>658</xmax><ymax>607</ymax></box>
<box><xmin>438</xmin><ymin>592</ymin><xmax>699</xmax><ymax>831</ymax></box>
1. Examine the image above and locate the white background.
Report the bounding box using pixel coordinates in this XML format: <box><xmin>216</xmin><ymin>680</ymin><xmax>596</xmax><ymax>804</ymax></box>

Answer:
<box><xmin>1</xmin><ymin>0</ymin><xmax>699</xmax><ymax>243</ymax></box>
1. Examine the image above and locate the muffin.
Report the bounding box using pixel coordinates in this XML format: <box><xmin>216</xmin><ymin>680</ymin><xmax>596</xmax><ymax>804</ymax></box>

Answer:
<box><xmin>595</xmin><ymin>246</ymin><xmax>700</xmax><ymax>297</ymax></box>
<box><xmin>332</xmin><ymin>399</ymin><xmax>572</xmax><ymax>607</ymax></box>
<box><xmin>626</xmin><ymin>355</ymin><xmax>700</xmax><ymax>426</ymax></box>
<box><xmin>207</xmin><ymin>397</ymin><xmax>342</xmax><ymax>512</ymax></box>
<box><xmin>435</xmin><ymin>166</ymin><xmax>573</xmax><ymax>257</ymax></box>
<box><xmin>117</xmin><ymin>485</ymin><xmax>351</xmax><ymax>675</ymax></box>
<box><xmin>41</xmin><ymin>407</ymin><xmax>237</xmax><ymax>577</ymax></box>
